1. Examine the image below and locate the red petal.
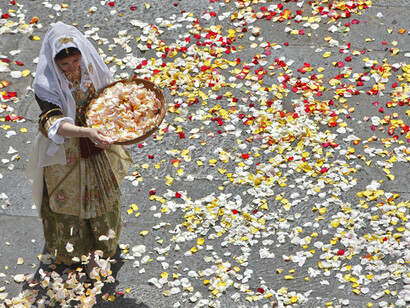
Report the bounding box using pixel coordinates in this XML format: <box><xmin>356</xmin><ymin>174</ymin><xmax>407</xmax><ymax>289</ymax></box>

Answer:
<box><xmin>175</xmin><ymin>192</ymin><xmax>182</xmax><ymax>198</ymax></box>
<box><xmin>5</xmin><ymin>114</ymin><xmax>23</xmax><ymax>121</ymax></box>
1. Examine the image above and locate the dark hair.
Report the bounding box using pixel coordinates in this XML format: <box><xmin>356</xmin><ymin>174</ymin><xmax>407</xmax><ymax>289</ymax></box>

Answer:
<box><xmin>54</xmin><ymin>47</ymin><xmax>81</xmax><ymax>61</ymax></box>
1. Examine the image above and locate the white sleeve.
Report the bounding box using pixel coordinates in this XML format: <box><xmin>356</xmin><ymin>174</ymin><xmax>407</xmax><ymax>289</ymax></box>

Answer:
<box><xmin>47</xmin><ymin>117</ymin><xmax>75</xmax><ymax>144</ymax></box>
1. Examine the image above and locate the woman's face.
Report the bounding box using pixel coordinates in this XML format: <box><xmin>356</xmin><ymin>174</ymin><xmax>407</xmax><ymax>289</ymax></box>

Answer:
<box><xmin>55</xmin><ymin>53</ymin><xmax>82</xmax><ymax>73</ymax></box>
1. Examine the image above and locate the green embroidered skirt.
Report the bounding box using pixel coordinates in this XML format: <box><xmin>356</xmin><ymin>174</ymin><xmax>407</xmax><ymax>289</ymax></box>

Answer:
<box><xmin>41</xmin><ymin>137</ymin><xmax>131</xmax><ymax>264</ymax></box>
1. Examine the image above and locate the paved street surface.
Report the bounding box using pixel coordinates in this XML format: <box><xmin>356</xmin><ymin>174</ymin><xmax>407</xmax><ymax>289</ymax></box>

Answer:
<box><xmin>0</xmin><ymin>0</ymin><xmax>410</xmax><ymax>307</ymax></box>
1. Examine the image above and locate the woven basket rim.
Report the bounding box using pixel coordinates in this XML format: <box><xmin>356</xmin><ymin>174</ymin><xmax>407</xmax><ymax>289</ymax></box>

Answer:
<box><xmin>86</xmin><ymin>78</ymin><xmax>167</xmax><ymax>145</ymax></box>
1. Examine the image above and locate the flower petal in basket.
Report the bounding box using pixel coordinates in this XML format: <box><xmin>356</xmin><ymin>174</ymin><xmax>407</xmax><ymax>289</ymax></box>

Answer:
<box><xmin>86</xmin><ymin>78</ymin><xmax>167</xmax><ymax>145</ymax></box>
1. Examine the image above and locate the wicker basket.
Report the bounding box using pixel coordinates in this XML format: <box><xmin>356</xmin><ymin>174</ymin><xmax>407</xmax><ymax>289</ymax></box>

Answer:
<box><xmin>86</xmin><ymin>78</ymin><xmax>167</xmax><ymax>145</ymax></box>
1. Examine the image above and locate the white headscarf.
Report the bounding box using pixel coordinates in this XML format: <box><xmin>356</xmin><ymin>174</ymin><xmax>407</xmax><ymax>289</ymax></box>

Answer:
<box><xmin>32</xmin><ymin>21</ymin><xmax>114</xmax><ymax>121</ymax></box>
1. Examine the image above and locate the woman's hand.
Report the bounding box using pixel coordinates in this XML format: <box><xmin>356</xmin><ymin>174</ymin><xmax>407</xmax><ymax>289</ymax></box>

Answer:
<box><xmin>84</xmin><ymin>127</ymin><xmax>113</xmax><ymax>149</ymax></box>
<box><xmin>57</xmin><ymin>121</ymin><xmax>113</xmax><ymax>149</ymax></box>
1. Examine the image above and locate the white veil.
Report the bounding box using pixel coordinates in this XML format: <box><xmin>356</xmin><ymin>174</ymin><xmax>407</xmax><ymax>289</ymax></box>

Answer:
<box><xmin>32</xmin><ymin>21</ymin><xmax>114</xmax><ymax>121</ymax></box>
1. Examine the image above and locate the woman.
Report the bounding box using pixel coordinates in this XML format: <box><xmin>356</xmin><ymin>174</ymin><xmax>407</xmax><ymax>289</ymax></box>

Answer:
<box><xmin>26</xmin><ymin>22</ymin><xmax>132</xmax><ymax>275</ymax></box>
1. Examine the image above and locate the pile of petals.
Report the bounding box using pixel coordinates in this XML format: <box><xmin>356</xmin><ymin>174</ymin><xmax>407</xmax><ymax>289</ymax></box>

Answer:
<box><xmin>86</xmin><ymin>81</ymin><xmax>162</xmax><ymax>142</ymax></box>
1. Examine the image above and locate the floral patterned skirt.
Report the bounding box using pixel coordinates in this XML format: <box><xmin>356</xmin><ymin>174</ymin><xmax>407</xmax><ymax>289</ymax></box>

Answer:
<box><xmin>41</xmin><ymin>184</ymin><xmax>122</xmax><ymax>264</ymax></box>
<box><xmin>41</xmin><ymin>137</ymin><xmax>131</xmax><ymax>264</ymax></box>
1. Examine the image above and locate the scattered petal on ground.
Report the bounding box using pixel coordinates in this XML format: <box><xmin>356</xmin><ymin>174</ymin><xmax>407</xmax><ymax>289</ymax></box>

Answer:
<box><xmin>1</xmin><ymin>0</ymin><xmax>410</xmax><ymax>307</ymax></box>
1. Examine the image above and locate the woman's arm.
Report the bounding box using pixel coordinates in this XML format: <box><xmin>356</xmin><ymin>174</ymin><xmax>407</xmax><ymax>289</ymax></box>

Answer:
<box><xmin>35</xmin><ymin>95</ymin><xmax>111</xmax><ymax>149</ymax></box>
<box><xmin>57</xmin><ymin>121</ymin><xmax>112</xmax><ymax>149</ymax></box>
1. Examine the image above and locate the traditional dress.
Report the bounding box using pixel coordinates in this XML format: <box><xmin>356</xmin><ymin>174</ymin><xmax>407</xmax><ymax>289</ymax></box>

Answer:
<box><xmin>26</xmin><ymin>22</ymin><xmax>131</xmax><ymax>264</ymax></box>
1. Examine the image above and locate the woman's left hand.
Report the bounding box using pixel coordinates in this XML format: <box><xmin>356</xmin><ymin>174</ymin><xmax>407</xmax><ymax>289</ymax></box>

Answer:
<box><xmin>86</xmin><ymin>127</ymin><xmax>113</xmax><ymax>149</ymax></box>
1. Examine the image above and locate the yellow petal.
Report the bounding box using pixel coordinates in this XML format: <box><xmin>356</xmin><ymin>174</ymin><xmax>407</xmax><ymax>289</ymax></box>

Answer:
<box><xmin>21</xmin><ymin>70</ymin><xmax>30</xmax><ymax>77</ymax></box>
<box><xmin>142</xmin><ymin>164</ymin><xmax>149</xmax><ymax>169</ymax></box>
<box><xmin>323</xmin><ymin>52</ymin><xmax>331</xmax><ymax>58</ymax></box>
<box><xmin>161</xmin><ymin>272</ymin><xmax>169</xmax><ymax>278</ymax></box>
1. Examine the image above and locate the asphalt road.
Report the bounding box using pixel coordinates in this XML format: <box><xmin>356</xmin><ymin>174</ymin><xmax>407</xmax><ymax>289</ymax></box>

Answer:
<box><xmin>0</xmin><ymin>0</ymin><xmax>410</xmax><ymax>307</ymax></box>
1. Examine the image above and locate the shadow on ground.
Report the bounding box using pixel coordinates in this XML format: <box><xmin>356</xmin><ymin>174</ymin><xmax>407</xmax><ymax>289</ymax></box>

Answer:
<box><xmin>19</xmin><ymin>246</ymin><xmax>149</xmax><ymax>308</ymax></box>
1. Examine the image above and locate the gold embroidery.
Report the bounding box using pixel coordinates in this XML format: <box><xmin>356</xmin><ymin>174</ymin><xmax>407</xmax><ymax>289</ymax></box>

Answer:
<box><xmin>44</xmin><ymin>114</ymin><xmax>64</xmax><ymax>134</ymax></box>
<box><xmin>64</xmin><ymin>67</ymin><xmax>81</xmax><ymax>83</ymax></box>
<box><xmin>43</xmin><ymin>107</ymin><xmax>62</xmax><ymax>119</ymax></box>
<box><xmin>88</xmin><ymin>63</ymin><xmax>94</xmax><ymax>74</ymax></box>
<box><xmin>75</xmin><ymin>90</ymin><xmax>87</xmax><ymax>101</ymax></box>
<box><xmin>44</xmin><ymin>139</ymin><xmax>131</xmax><ymax>218</ymax></box>
<box><xmin>48</xmin><ymin>160</ymin><xmax>79</xmax><ymax>197</ymax></box>
<box><xmin>59</xmin><ymin>37</ymin><xmax>73</xmax><ymax>44</ymax></box>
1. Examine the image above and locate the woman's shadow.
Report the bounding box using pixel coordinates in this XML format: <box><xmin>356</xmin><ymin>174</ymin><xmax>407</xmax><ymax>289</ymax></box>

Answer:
<box><xmin>21</xmin><ymin>245</ymin><xmax>149</xmax><ymax>307</ymax></box>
